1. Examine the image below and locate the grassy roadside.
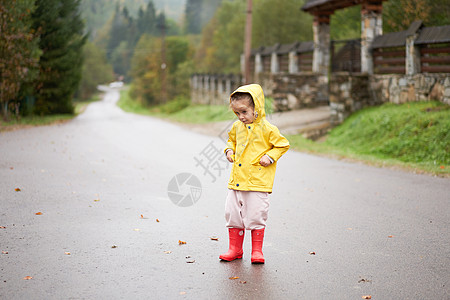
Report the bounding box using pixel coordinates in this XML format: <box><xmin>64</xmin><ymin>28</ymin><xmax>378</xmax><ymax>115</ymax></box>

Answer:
<box><xmin>117</xmin><ymin>88</ymin><xmax>236</xmax><ymax>123</ymax></box>
<box><xmin>288</xmin><ymin>101</ymin><xmax>449</xmax><ymax>177</ymax></box>
<box><xmin>0</xmin><ymin>94</ymin><xmax>102</xmax><ymax>132</ymax></box>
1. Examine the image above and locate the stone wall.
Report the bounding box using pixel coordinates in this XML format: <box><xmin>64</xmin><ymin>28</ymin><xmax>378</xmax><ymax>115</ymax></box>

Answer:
<box><xmin>257</xmin><ymin>73</ymin><xmax>329</xmax><ymax>111</ymax></box>
<box><xmin>329</xmin><ymin>73</ymin><xmax>450</xmax><ymax>124</ymax></box>
<box><xmin>369</xmin><ymin>73</ymin><xmax>450</xmax><ymax>105</ymax></box>
<box><xmin>191</xmin><ymin>72</ymin><xmax>450</xmax><ymax>126</ymax></box>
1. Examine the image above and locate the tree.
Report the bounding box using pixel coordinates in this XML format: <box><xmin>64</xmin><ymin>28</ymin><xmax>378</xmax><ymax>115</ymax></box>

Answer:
<box><xmin>184</xmin><ymin>0</ymin><xmax>203</xmax><ymax>34</ymax></box>
<box><xmin>252</xmin><ymin>0</ymin><xmax>312</xmax><ymax>47</ymax></box>
<box><xmin>130</xmin><ymin>34</ymin><xmax>193</xmax><ymax>104</ymax></box>
<box><xmin>184</xmin><ymin>0</ymin><xmax>222</xmax><ymax>34</ymax></box>
<box><xmin>137</xmin><ymin>1</ymin><xmax>157</xmax><ymax>36</ymax></box>
<box><xmin>383</xmin><ymin>0</ymin><xmax>431</xmax><ymax>32</ymax></box>
<box><xmin>383</xmin><ymin>0</ymin><xmax>450</xmax><ymax>32</ymax></box>
<box><xmin>330</xmin><ymin>5</ymin><xmax>361</xmax><ymax>40</ymax></box>
<box><xmin>129</xmin><ymin>35</ymin><xmax>163</xmax><ymax>105</ymax></box>
<box><xmin>32</xmin><ymin>0</ymin><xmax>86</xmax><ymax>115</ymax></box>
<box><xmin>77</xmin><ymin>41</ymin><xmax>114</xmax><ymax>100</ymax></box>
<box><xmin>0</xmin><ymin>0</ymin><xmax>40</xmax><ymax>119</ymax></box>
<box><xmin>195</xmin><ymin>0</ymin><xmax>245</xmax><ymax>73</ymax></box>
<box><xmin>195</xmin><ymin>0</ymin><xmax>313</xmax><ymax>73</ymax></box>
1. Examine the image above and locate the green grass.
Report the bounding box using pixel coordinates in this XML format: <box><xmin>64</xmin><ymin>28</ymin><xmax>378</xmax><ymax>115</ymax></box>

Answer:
<box><xmin>117</xmin><ymin>88</ymin><xmax>236</xmax><ymax>123</ymax></box>
<box><xmin>0</xmin><ymin>94</ymin><xmax>101</xmax><ymax>132</ymax></box>
<box><xmin>288</xmin><ymin>101</ymin><xmax>450</xmax><ymax>176</ymax></box>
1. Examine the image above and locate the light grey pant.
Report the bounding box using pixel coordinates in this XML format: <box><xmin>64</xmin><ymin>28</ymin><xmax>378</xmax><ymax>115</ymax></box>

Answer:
<box><xmin>225</xmin><ymin>189</ymin><xmax>270</xmax><ymax>230</ymax></box>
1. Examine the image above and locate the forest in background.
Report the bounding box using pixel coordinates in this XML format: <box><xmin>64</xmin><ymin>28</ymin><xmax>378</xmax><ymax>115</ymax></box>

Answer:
<box><xmin>1</xmin><ymin>0</ymin><xmax>449</xmax><ymax>119</ymax></box>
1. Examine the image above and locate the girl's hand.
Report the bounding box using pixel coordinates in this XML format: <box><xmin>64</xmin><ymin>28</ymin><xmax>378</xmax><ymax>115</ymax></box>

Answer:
<box><xmin>259</xmin><ymin>155</ymin><xmax>271</xmax><ymax>167</ymax></box>
<box><xmin>226</xmin><ymin>150</ymin><xmax>234</xmax><ymax>163</ymax></box>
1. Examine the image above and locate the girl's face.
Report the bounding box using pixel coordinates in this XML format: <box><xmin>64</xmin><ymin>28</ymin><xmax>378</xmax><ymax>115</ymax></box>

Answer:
<box><xmin>231</xmin><ymin>100</ymin><xmax>255</xmax><ymax>124</ymax></box>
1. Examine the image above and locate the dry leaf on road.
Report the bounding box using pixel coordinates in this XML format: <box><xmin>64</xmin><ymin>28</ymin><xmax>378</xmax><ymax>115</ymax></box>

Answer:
<box><xmin>15</xmin><ymin>188</ymin><xmax>21</xmax><ymax>192</ymax></box>
<box><xmin>23</xmin><ymin>276</ymin><xmax>33</xmax><ymax>280</ymax></box>
<box><xmin>35</xmin><ymin>212</ymin><xmax>43</xmax><ymax>215</ymax></box>
<box><xmin>229</xmin><ymin>276</ymin><xmax>240</xmax><ymax>280</ymax></box>
<box><xmin>178</xmin><ymin>240</ymin><xmax>186</xmax><ymax>245</ymax></box>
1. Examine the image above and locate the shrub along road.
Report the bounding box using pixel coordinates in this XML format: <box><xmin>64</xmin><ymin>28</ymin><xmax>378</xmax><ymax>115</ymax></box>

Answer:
<box><xmin>1</xmin><ymin>88</ymin><xmax>449</xmax><ymax>299</ymax></box>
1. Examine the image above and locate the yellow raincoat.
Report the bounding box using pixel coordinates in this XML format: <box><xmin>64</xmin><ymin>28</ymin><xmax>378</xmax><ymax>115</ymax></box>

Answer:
<box><xmin>225</xmin><ymin>84</ymin><xmax>290</xmax><ymax>193</ymax></box>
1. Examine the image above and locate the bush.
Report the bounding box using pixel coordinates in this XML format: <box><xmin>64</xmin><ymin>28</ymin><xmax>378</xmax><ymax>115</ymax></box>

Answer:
<box><xmin>159</xmin><ymin>96</ymin><xmax>191</xmax><ymax>114</ymax></box>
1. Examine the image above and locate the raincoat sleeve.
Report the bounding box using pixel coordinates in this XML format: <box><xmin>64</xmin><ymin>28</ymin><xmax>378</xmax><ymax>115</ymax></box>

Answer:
<box><xmin>265</xmin><ymin>126</ymin><xmax>290</xmax><ymax>162</ymax></box>
<box><xmin>225</xmin><ymin>122</ymin><xmax>237</xmax><ymax>154</ymax></box>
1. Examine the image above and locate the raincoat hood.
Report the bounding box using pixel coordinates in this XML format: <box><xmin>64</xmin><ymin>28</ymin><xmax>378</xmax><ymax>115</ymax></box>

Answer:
<box><xmin>230</xmin><ymin>84</ymin><xmax>266</xmax><ymax>121</ymax></box>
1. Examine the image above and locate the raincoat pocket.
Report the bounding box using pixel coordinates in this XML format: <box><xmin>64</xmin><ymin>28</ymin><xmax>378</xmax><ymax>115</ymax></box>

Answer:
<box><xmin>249</xmin><ymin>163</ymin><xmax>270</xmax><ymax>187</ymax></box>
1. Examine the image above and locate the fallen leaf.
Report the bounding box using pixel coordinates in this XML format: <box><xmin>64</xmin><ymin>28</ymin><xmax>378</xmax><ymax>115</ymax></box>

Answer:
<box><xmin>64</xmin><ymin>252</ymin><xmax>71</xmax><ymax>255</ymax></box>
<box><xmin>23</xmin><ymin>276</ymin><xmax>33</xmax><ymax>280</ymax></box>
<box><xmin>440</xmin><ymin>166</ymin><xmax>445</xmax><ymax>169</ymax></box>
<box><xmin>309</xmin><ymin>252</ymin><xmax>316</xmax><ymax>255</ymax></box>
<box><xmin>35</xmin><ymin>212</ymin><xmax>43</xmax><ymax>215</ymax></box>
<box><xmin>93</xmin><ymin>199</ymin><xmax>100</xmax><ymax>202</ymax></box>
<box><xmin>15</xmin><ymin>188</ymin><xmax>21</xmax><ymax>192</ymax></box>
<box><xmin>0</xmin><ymin>226</ymin><xmax>6</xmax><ymax>229</ymax></box>
<box><xmin>156</xmin><ymin>218</ymin><xmax>160</xmax><ymax>222</ymax></box>
<box><xmin>362</xmin><ymin>296</ymin><xmax>372</xmax><ymax>299</ymax></box>
<box><xmin>111</xmin><ymin>245</ymin><xmax>118</xmax><ymax>248</ymax></box>
<box><xmin>140</xmin><ymin>214</ymin><xmax>144</xmax><ymax>219</ymax></box>
<box><xmin>10</xmin><ymin>167</ymin><xmax>14</xmax><ymax>170</ymax></box>
<box><xmin>229</xmin><ymin>276</ymin><xmax>240</xmax><ymax>280</ymax></box>
<box><xmin>179</xmin><ymin>292</ymin><xmax>186</xmax><ymax>295</ymax></box>
<box><xmin>210</xmin><ymin>236</ymin><xmax>219</xmax><ymax>241</ymax></box>
<box><xmin>2</xmin><ymin>251</ymin><xmax>8</xmax><ymax>254</ymax></box>
<box><xmin>239</xmin><ymin>281</ymin><xmax>247</xmax><ymax>284</ymax></box>
<box><xmin>388</xmin><ymin>235</ymin><xmax>394</xmax><ymax>238</ymax></box>
<box><xmin>163</xmin><ymin>251</ymin><xmax>172</xmax><ymax>254</ymax></box>
<box><xmin>178</xmin><ymin>240</ymin><xmax>186</xmax><ymax>245</ymax></box>
<box><xmin>133</xmin><ymin>228</ymin><xmax>140</xmax><ymax>231</ymax></box>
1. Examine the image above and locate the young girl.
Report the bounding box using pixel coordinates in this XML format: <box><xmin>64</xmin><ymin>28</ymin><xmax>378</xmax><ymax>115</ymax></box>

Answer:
<box><xmin>219</xmin><ymin>84</ymin><xmax>289</xmax><ymax>264</ymax></box>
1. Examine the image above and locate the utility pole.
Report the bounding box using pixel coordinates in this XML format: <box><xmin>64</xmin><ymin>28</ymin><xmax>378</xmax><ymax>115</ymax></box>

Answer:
<box><xmin>244</xmin><ymin>0</ymin><xmax>253</xmax><ymax>84</ymax></box>
<box><xmin>159</xmin><ymin>12</ymin><xmax>167</xmax><ymax>104</ymax></box>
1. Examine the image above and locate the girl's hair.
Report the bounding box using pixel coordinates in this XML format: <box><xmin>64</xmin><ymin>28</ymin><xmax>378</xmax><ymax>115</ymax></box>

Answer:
<box><xmin>230</xmin><ymin>92</ymin><xmax>255</xmax><ymax>109</ymax></box>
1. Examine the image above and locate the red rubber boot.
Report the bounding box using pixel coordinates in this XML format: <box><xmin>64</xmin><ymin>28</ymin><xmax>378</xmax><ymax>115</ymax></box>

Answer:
<box><xmin>251</xmin><ymin>228</ymin><xmax>265</xmax><ymax>264</ymax></box>
<box><xmin>219</xmin><ymin>228</ymin><xmax>244</xmax><ymax>261</ymax></box>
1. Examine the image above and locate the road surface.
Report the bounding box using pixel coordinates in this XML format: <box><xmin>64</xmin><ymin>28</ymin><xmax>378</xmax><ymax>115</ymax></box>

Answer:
<box><xmin>1</xmin><ymin>88</ymin><xmax>449</xmax><ymax>299</ymax></box>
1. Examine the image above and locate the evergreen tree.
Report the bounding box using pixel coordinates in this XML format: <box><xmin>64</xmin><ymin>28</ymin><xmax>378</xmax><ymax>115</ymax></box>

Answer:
<box><xmin>107</xmin><ymin>5</ymin><xmax>139</xmax><ymax>78</ymax></box>
<box><xmin>137</xmin><ymin>1</ymin><xmax>157</xmax><ymax>36</ymax></box>
<box><xmin>184</xmin><ymin>0</ymin><xmax>222</xmax><ymax>35</ymax></box>
<box><xmin>184</xmin><ymin>0</ymin><xmax>202</xmax><ymax>34</ymax></box>
<box><xmin>32</xmin><ymin>0</ymin><xmax>86</xmax><ymax>114</ymax></box>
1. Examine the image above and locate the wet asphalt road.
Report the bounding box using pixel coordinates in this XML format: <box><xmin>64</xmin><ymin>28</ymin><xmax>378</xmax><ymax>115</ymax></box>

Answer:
<box><xmin>1</xmin><ymin>88</ymin><xmax>449</xmax><ymax>299</ymax></box>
